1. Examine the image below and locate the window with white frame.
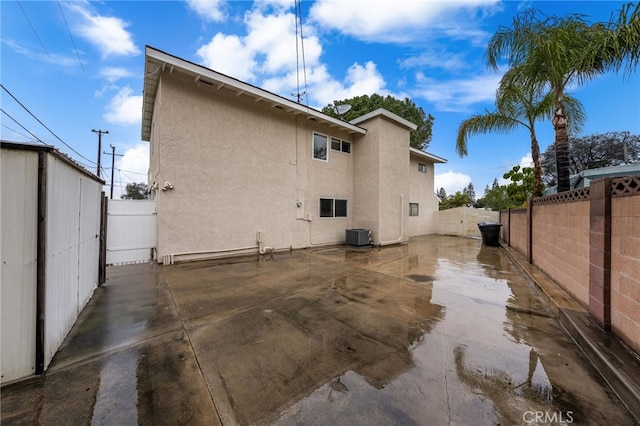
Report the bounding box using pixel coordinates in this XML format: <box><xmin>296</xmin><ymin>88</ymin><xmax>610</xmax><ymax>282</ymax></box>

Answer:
<box><xmin>319</xmin><ymin>198</ymin><xmax>348</xmax><ymax>217</ymax></box>
<box><xmin>313</xmin><ymin>133</ymin><xmax>328</xmax><ymax>161</ymax></box>
<box><xmin>418</xmin><ymin>163</ymin><xmax>427</xmax><ymax>173</ymax></box>
<box><xmin>330</xmin><ymin>137</ymin><xmax>352</xmax><ymax>154</ymax></box>
<box><xmin>409</xmin><ymin>203</ymin><xmax>419</xmax><ymax>216</ymax></box>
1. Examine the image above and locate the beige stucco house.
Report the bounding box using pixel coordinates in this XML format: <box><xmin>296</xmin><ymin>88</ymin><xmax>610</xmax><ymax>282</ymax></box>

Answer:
<box><xmin>142</xmin><ymin>46</ymin><xmax>446</xmax><ymax>264</ymax></box>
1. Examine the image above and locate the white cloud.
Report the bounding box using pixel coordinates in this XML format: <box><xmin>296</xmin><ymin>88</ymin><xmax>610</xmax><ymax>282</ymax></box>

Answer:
<box><xmin>195</xmin><ymin>4</ymin><xmax>387</xmax><ymax>108</ymax></box>
<box><xmin>435</xmin><ymin>170</ymin><xmax>472</xmax><ymax>195</ymax></box>
<box><xmin>197</xmin><ymin>33</ymin><xmax>257</xmax><ymax>81</ymax></box>
<box><xmin>399</xmin><ymin>50</ymin><xmax>468</xmax><ymax>72</ymax></box>
<box><xmin>413</xmin><ymin>72</ymin><xmax>501</xmax><ymax>112</ymax></box>
<box><xmin>309</xmin><ymin>0</ymin><xmax>499</xmax><ymax>42</ymax></box>
<box><xmin>519</xmin><ymin>153</ymin><xmax>533</xmax><ymax>168</ymax></box>
<box><xmin>67</xmin><ymin>2</ymin><xmax>139</xmax><ymax>57</ymax></box>
<box><xmin>185</xmin><ymin>0</ymin><xmax>227</xmax><ymax>22</ymax></box>
<box><xmin>104</xmin><ymin>87</ymin><xmax>142</xmax><ymax>125</ymax></box>
<box><xmin>2</xmin><ymin>39</ymin><xmax>78</xmax><ymax>66</ymax></box>
<box><xmin>100</xmin><ymin>67</ymin><xmax>134</xmax><ymax>83</ymax></box>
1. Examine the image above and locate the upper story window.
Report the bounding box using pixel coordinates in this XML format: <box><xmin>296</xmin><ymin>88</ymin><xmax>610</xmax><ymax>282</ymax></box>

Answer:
<box><xmin>330</xmin><ymin>137</ymin><xmax>351</xmax><ymax>154</ymax></box>
<box><xmin>418</xmin><ymin>163</ymin><xmax>427</xmax><ymax>173</ymax></box>
<box><xmin>313</xmin><ymin>133</ymin><xmax>328</xmax><ymax>161</ymax></box>
<box><xmin>409</xmin><ymin>203</ymin><xmax>419</xmax><ymax>216</ymax></box>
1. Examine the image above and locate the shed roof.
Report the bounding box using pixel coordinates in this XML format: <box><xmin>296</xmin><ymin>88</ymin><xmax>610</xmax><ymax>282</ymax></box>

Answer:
<box><xmin>1</xmin><ymin>140</ymin><xmax>104</xmax><ymax>183</ymax></box>
<box><xmin>142</xmin><ymin>46</ymin><xmax>367</xmax><ymax>141</ymax></box>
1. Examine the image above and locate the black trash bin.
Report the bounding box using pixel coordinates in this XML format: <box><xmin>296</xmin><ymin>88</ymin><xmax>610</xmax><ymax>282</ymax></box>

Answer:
<box><xmin>477</xmin><ymin>222</ymin><xmax>502</xmax><ymax>246</ymax></box>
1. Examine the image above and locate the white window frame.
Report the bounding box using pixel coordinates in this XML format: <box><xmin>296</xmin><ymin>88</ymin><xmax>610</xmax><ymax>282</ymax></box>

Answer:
<box><xmin>330</xmin><ymin>137</ymin><xmax>351</xmax><ymax>155</ymax></box>
<box><xmin>319</xmin><ymin>198</ymin><xmax>348</xmax><ymax>218</ymax></box>
<box><xmin>409</xmin><ymin>203</ymin><xmax>419</xmax><ymax>216</ymax></box>
<box><xmin>418</xmin><ymin>163</ymin><xmax>427</xmax><ymax>173</ymax></box>
<box><xmin>313</xmin><ymin>132</ymin><xmax>328</xmax><ymax>162</ymax></box>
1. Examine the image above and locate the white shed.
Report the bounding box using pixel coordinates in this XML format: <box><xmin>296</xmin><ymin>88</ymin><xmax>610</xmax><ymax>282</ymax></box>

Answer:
<box><xmin>1</xmin><ymin>142</ymin><xmax>105</xmax><ymax>384</ymax></box>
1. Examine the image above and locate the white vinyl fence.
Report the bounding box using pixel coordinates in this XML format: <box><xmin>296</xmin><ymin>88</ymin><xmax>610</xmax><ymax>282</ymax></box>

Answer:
<box><xmin>107</xmin><ymin>199</ymin><xmax>157</xmax><ymax>265</ymax></box>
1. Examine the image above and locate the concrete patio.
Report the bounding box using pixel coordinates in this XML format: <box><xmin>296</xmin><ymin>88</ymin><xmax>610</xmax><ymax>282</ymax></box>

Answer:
<box><xmin>1</xmin><ymin>235</ymin><xmax>636</xmax><ymax>425</ymax></box>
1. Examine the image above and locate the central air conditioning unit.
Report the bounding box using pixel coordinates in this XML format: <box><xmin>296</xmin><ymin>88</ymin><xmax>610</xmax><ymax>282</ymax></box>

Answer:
<box><xmin>345</xmin><ymin>229</ymin><xmax>372</xmax><ymax>247</ymax></box>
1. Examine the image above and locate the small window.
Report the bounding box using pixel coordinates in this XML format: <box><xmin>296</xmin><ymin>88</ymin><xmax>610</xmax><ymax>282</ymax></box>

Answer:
<box><xmin>409</xmin><ymin>203</ymin><xmax>419</xmax><ymax>216</ymax></box>
<box><xmin>319</xmin><ymin>198</ymin><xmax>348</xmax><ymax>218</ymax></box>
<box><xmin>418</xmin><ymin>163</ymin><xmax>427</xmax><ymax>173</ymax></box>
<box><xmin>331</xmin><ymin>137</ymin><xmax>341</xmax><ymax>151</ymax></box>
<box><xmin>320</xmin><ymin>198</ymin><xmax>333</xmax><ymax>217</ymax></box>
<box><xmin>341</xmin><ymin>141</ymin><xmax>351</xmax><ymax>154</ymax></box>
<box><xmin>313</xmin><ymin>133</ymin><xmax>328</xmax><ymax>161</ymax></box>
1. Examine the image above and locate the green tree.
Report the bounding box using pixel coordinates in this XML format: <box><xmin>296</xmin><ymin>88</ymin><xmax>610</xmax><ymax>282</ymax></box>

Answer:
<box><xmin>437</xmin><ymin>187</ymin><xmax>447</xmax><ymax>199</ymax></box>
<box><xmin>121</xmin><ymin>182</ymin><xmax>148</xmax><ymax>200</ymax></box>
<box><xmin>322</xmin><ymin>94</ymin><xmax>435</xmax><ymax>150</ymax></box>
<box><xmin>439</xmin><ymin>191</ymin><xmax>473</xmax><ymax>210</ymax></box>
<box><xmin>479</xmin><ymin>185</ymin><xmax>511</xmax><ymax>211</ymax></box>
<box><xmin>456</xmin><ymin>76</ymin><xmax>584</xmax><ymax>197</ymax></box>
<box><xmin>541</xmin><ymin>132</ymin><xmax>640</xmax><ymax>186</ymax></box>
<box><xmin>503</xmin><ymin>165</ymin><xmax>537</xmax><ymax>207</ymax></box>
<box><xmin>463</xmin><ymin>182</ymin><xmax>476</xmax><ymax>202</ymax></box>
<box><xmin>487</xmin><ymin>4</ymin><xmax>640</xmax><ymax>193</ymax></box>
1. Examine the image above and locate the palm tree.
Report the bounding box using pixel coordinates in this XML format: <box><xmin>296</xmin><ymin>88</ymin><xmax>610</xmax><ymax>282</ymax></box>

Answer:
<box><xmin>486</xmin><ymin>4</ymin><xmax>640</xmax><ymax>193</ymax></box>
<box><xmin>456</xmin><ymin>73</ymin><xmax>585</xmax><ymax>197</ymax></box>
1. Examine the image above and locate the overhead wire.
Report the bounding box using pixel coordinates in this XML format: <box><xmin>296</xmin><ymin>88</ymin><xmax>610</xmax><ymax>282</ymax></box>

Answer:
<box><xmin>57</xmin><ymin>0</ymin><xmax>85</xmax><ymax>74</ymax></box>
<box><xmin>295</xmin><ymin>0</ymin><xmax>309</xmax><ymax>107</ymax></box>
<box><xmin>2</xmin><ymin>122</ymin><xmax>39</xmax><ymax>142</ymax></box>
<box><xmin>1</xmin><ymin>84</ymin><xmax>96</xmax><ymax>165</ymax></box>
<box><xmin>17</xmin><ymin>0</ymin><xmax>52</xmax><ymax>62</ymax></box>
<box><xmin>0</xmin><ymin>108</ymin><xmax>47</xmax><ymax>145</ymax></box>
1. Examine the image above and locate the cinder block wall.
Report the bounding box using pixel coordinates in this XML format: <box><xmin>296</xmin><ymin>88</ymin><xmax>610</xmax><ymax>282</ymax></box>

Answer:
<box><xmin>532</xmin><ymin>201</ymin><xmax>591</xmax><ymax>307</ymax></box>
<box><xmin>611</xmin><ymin>188</ymin><xmax>640</xmax><ymax>354</ymax></box>
<box><xmin>502</xmin><ymin>178</ymin><xmax>640</xmax><ymax>355</ymax></box>
<box><xmin>509</xmin><ymin>210</ymin><xmax>528</xmax><ymax>258</ymax></box>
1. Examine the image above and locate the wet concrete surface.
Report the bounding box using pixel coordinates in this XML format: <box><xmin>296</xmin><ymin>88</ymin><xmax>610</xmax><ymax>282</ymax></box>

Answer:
<box><xmin>1</xmin><ymin>235</ymin><xmax>636</xmax><ymax>425</ymax></box>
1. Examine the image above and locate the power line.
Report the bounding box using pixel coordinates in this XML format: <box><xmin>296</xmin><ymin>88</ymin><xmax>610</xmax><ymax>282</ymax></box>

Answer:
<box><xmin>17</xmin><ymin>0</ymin><xmax>52</xmax><ymax>62</ymax></box>
<box><xmin>1</xmin><ymin>122</ymin><xmax>38</xmax><ymax>142</ymax></box>
<box><xmin>0</xmin><ymin>108</ymin><xmax>47</xmax><ymax>145</ymax></box>
<box><xmin>1</xmin><ymin>84</ymin><xmax>96</xmax><ymax>165</ymax></box>
<box><xmin>57</xmin><ymin>0</ymin><xmax>85</xmax><ymax>74</ymax></box>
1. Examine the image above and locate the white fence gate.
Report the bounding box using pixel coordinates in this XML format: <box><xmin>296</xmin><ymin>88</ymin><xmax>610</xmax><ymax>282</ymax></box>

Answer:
<box><xmin>107</xmin><ymin>199</ymin><xmax>157</xmax><ymax>265</ymax></box>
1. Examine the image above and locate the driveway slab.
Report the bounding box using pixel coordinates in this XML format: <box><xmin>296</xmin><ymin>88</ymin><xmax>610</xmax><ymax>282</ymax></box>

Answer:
<box><xmin>1</xmin><ymin>235</ymin><xmax>635</xmax><ymax>425</ymax></box>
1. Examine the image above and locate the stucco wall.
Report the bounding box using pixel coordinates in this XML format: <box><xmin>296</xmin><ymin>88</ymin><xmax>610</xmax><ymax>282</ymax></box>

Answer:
<box><xmin>152</xmin><ymin>72</ymin><xmax>358</xmax><ymax>260</ymax></box>
<box><xmin>353</xmin><ymin>116</ymin><xmax>409</xmax><ymax>244</ymax></box>
<box><xmin>611</xmin><ymin>194</ymin><xmax>640</xmax><ymax>354</ymax></box>
<box><xmin>407</xmin><ymin>156</ymin><xmax>438</xmax><ymax>236</ymax></box>
<box><xmin>531</xmin><ymin>201</ymin><xmax>591</xmax><ymax>307</ymax></box>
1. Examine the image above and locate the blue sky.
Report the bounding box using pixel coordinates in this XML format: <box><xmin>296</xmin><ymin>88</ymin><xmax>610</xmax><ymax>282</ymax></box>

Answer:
<box><xmin>2</xmin><ymin>0</ymin><xmax>639</xmax><ymax>197</ymax></box>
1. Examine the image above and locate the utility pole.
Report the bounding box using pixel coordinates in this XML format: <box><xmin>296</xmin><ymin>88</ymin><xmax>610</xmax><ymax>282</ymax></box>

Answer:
<box><xmin>92</xmin><ymin>129</ymin><xmax>109</xmax><ymax>178</ymax></box>
<box><xmin>103</xmin><ymin>144</ymin><xmax>123</xmax><ymax>199</ymax></box>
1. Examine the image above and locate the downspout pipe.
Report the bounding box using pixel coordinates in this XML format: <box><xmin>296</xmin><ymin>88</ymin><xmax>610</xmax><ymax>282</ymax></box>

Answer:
<box><xmin>257</xmin><ymin>230</ymin><xmax>274</xmax><ymax>254</ymax></box>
